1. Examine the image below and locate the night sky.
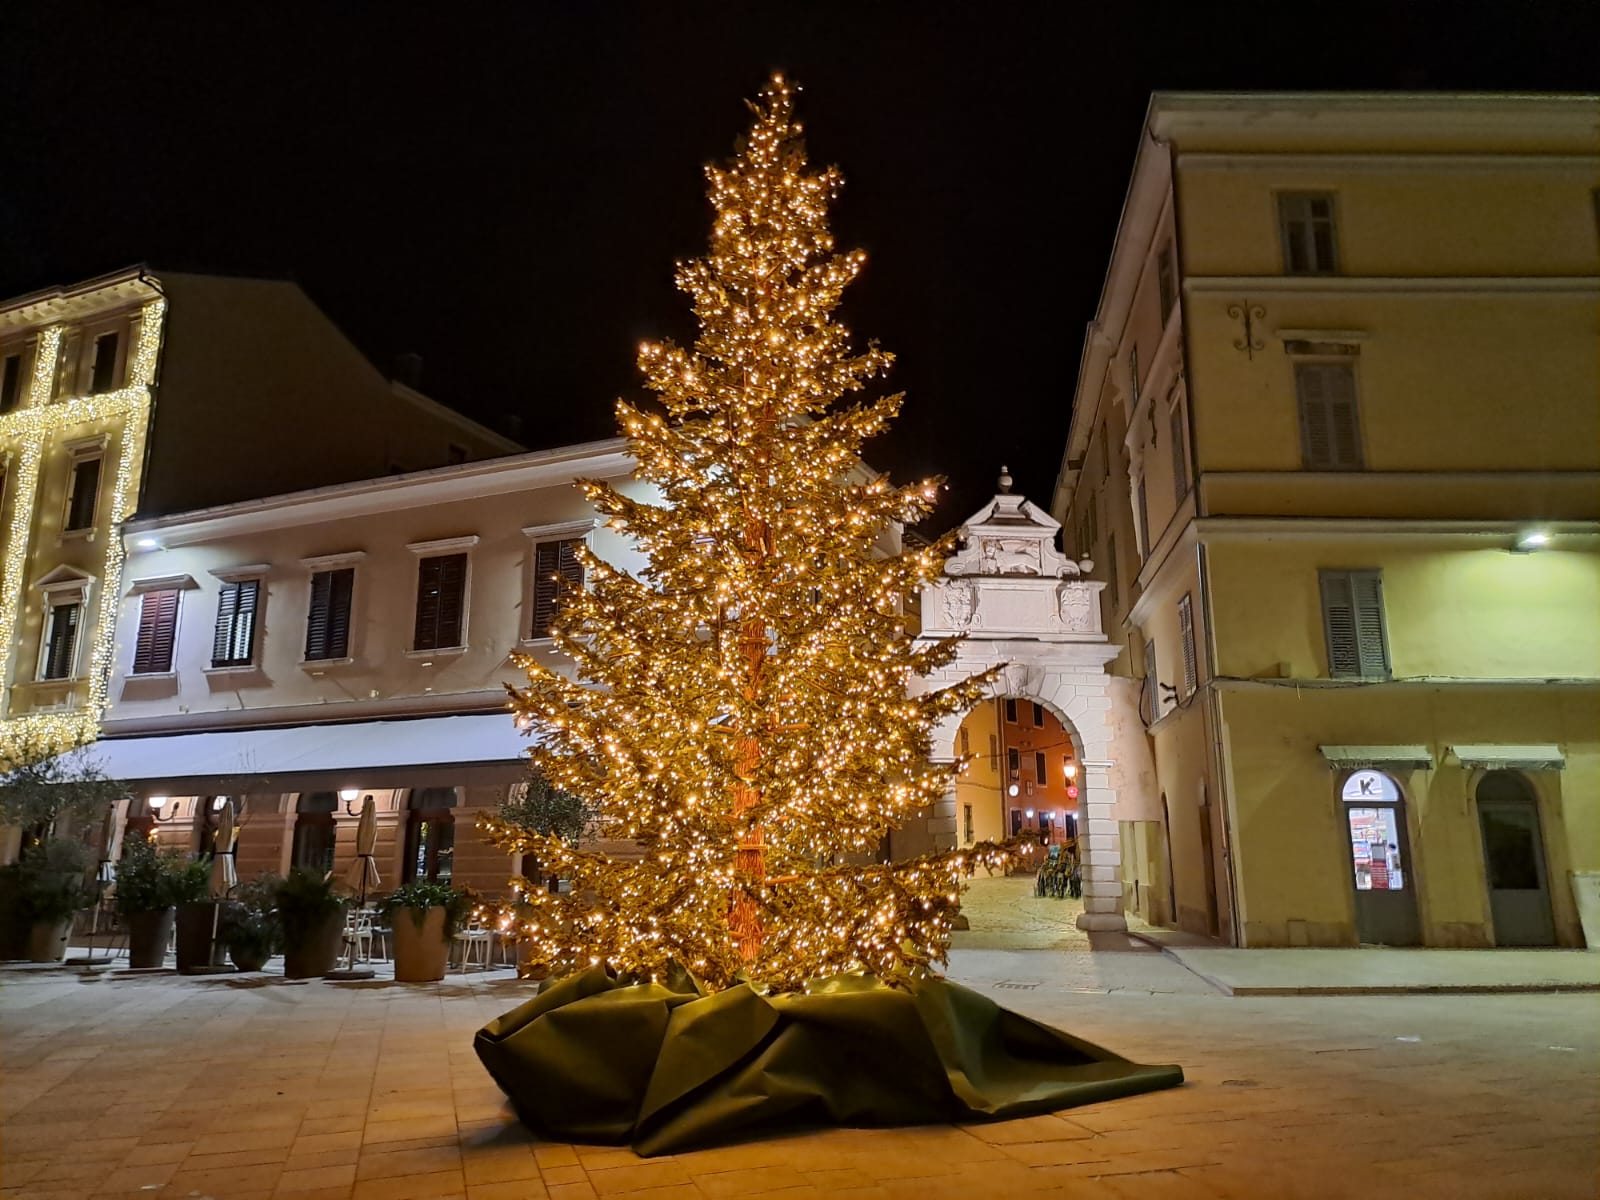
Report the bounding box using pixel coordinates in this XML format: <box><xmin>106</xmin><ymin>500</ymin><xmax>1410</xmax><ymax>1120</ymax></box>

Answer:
<box><xmin>4</xmin><ymin>4</ymin><xmax>1596</xmax><ymax>530</ymax></box>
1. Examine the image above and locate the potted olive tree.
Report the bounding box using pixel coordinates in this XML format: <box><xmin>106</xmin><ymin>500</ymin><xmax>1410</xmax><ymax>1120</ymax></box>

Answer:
<box><xmin>219</xmin><ymin>874</ymin><xmax>280</xmax><ymax>972</ymax></box>
<box><xmin>276</xmin><ymin>868</ymin><xmax>345</xmax><ymax>978</ymax></box>
<box><xmin>495</xmin><ymin>772</ymin><xmax>592</xmax><ymax>892</ymax></box>
<box><xmin>14</xmin><ymin>838</ymin><xmax>95</xmax><ymax>962</ymax></box>
<box><xmin>115</xmin><ymin>836</ymin><xmax>206</xmax><ymax>969</ymax></box>
<box><xmin>378</xmin><ymin>881</ymin><xmax>471</xmax><ymax>982</ymax></box>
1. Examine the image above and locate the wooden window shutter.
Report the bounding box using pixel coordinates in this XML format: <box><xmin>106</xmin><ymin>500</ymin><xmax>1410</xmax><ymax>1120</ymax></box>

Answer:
<box><xmin>1136</xmin><ymin>476</ymin><xmax>1151</xmax><ymax>560</ymax></box>
<box><xmin>306</xmin><ymin>568</ymin><xmax>354</xmax><ymax>661</ymax></box>
<box><xmin>532</xmin><ymin>539</ymin><xmax>583</xmax><ymax>639</ymax></box>
<box><xmin>212</xmin><ymin>580</ymin><xmax>258</xmax><ymax>667</ymax></box>
<box><xmin>1298</xmin><ymin>363</ymin><xmax>1362</xmax><ymax>470</ymax></box>
<box><xmin>133</xmin><ymin>589</ymin><xmax>179</xmax><ymax>674</ymax></box>
<box><xmin>1320</xmin><ymin>570</ymin><xmax>1389</xmax><ymax>678</ymax></box>
<box><xmin>44</xmin><ymin>603</ymin><xmax>80</xmax><ymax>679</ymax></box>
<box><xmin>1142</xmin><ymin>637</ymin><xmax>1158</xmax><ymax>723</ymax></box>
<box><xmin>414</xmin><ymin>554</ymin><xmax>466</xmax><ymax>650</ymax></box>
<box><xmin>1178</xmin><ymin>593</ymin><xmax>1198</xmax><ymax>697</ymax></box>
<box><xmin>1350</xmin><ymin>571</ymin><xmax>1390</xmax><ymax>677</ymax></box>
<box><xmin>1170</xmin><ymin>405</ymin><xmax>1188</xmax><ymax>503</ymax></box>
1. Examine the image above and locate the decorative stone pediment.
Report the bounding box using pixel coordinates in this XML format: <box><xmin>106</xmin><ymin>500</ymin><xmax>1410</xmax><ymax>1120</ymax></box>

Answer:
<box><xmin>921</xmin><ymin>468</ymin><xmax>1105</xmax><ymax>641</ymax></box>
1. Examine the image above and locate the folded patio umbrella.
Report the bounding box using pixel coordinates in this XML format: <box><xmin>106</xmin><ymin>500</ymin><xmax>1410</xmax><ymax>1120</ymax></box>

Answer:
<box><xmin>209</xmin><ymin>802</ymin><xmax>237</xmax><ymax>896</ymax></box>
<box><xmin>345</xmin><ymin>796</ymin><xmax>381</xmax><ymax>894</ymax></box>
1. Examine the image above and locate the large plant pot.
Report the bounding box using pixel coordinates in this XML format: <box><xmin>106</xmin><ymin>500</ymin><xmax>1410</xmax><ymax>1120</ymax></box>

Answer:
<box><xmin>282</xmin><ymin>910</ymin><xmax>345</xmax><ymax>979</ymax></box>
<box><xmin>127</xmin><ymin>908</ymin><xmax>176</xmax><ymax>969</ymax></box>
<box><xmin>175</xmin><ymin>902</ymin><xmax>229</xmax><ymax>972</ymax></box>
<box><xmin>228</xmin><ymin>940</ymin><xmax>271</xmax><ymax>972</ymax></box>
<box><xmin>391</xmin><ymin>907</ymin><xmax>450</xmax><ymax>982</ymax></box>
<box><xmin>26</xmin><ymin>918</ymin><xmax>71</xmax><ymax>963</ymax></box>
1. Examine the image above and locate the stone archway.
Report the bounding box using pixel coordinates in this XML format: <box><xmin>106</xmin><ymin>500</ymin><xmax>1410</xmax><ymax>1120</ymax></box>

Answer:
<box><xmin>911</xmin><ymin>472</ymin><xmax>1126</xmax><ymax>933</ymax></box>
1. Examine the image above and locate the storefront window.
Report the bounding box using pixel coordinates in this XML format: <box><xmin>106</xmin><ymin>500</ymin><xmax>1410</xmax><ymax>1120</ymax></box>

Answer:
<box><xmin>1342</xmin><ymin>770</ymin><xmax>1405</xmax><ymax>892</ymax></box>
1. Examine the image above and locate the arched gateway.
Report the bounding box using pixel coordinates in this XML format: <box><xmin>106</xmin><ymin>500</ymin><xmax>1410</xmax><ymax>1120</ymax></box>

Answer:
<box><xmin>911</xmin><ymin>471</ymin><xmax>1126</xmax><ymax>933</ymax></box>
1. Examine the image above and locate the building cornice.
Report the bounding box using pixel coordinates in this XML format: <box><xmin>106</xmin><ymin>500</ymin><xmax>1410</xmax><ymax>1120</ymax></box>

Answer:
<box><xmin>0</xmin><ymin>266</ymin><xmax>161</xmax><ymax>331</ymax></box>
<box><xmin>1186</xmin><ymin>275</ymin><xmax>1600</xmax><ymax>296</ymax></box>
<box><xmin>1193</xmin><ymin>516</ymin><xmax>1600</xmax><ymax>542</ymax></box>
<box><xmin>1177</xmin><ymin>151</ymin><xmax>1600</xmax><ymax>173</ymax></box>
<box><xmin>124</xmin><ymin>438</ymin><xmax>633</xmax><ymax>547</ymax></box>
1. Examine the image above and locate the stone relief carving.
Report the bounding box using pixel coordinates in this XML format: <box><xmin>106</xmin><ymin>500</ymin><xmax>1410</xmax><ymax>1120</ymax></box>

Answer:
<box><xmin>1056</xmin><ymin>582</ymin><xmax>1096</xmax><ymax>632</ymax></box>
<box><xmin>938</xmin><ymin>581</ymin><xmax>978</xmax><ymax>630</ymax></box>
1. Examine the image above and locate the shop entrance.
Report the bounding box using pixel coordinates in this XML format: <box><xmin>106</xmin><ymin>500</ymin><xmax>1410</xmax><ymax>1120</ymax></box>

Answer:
<box><xmin>1341</xmin><ymin>770</ymin><xmax>1420</xmax><ymax>946</ymax></box>
<box><xmin>1476</xmin><ymin>772</ymin><xmax>1556</xmax><ymax>947</ymax></box>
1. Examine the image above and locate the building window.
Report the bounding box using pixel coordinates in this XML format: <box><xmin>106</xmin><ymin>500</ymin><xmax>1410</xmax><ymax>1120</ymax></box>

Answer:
<box><xmin>0</xmin><ymin>352</ymin><xmax>22</xmax><ymax>412</ymax></box>
<box><xmin>211</xmin><ymin>579</ymin><xmax>261</xmax><ymax>668</ymax></box>
<box><xmin>1105</xmin><ymin>532</ymin><xmax>1119</xmax><ymax>614</ymax></box>
<box><xmin>132</xmin><ymin>589</ymin><xmax>180</xmax><ymax>674</ymax></box>
<box><xmin>1178</xmin><ymin>593</ymin><xmax>1198</xmax><ymax>698</ymax></box>
<box><xmin>1128</xmin><ymin>346</ymin><xmax>1140</xmax><ymax>405</ymax></box>
<box><xmin>1031</xmin><ymin>701</ymin><xmax>1044</xmax><ymax>727</ymax></box>
<box><xmin>1157</xmin><ymin>243</ymin><xmax>1177</xmax><ymax>324</ymax></box>
<box><xmin>1034</xmin><ymin>751</ymin><xmax>1047</xmax><ymax>782</ymax></box>
<box><xmin>64</xmin><ymin>457</ymin><xmax>101</xmax><ymax>531</ymax></box>
<box><xmin>1136</xmin><ymin>476</ymin><xmax>1151</xmax><ymax>560</ymax></box>
<box><xmin>1004</xmin><ymin>698</ymin><xmax>1017</xmax><ymax>724</ymax></box>
<box><xmin>1100</xmin><ymin>432</ymin><xmax>1111</xmax><ymax>481</ymax></box>
<box><xmin>413</xmin><ymin>553</ymin><xmax>467</xmax><ymax>650</ymax></box>
<box><xmin>292</xmin><ymin>792</ymin><xmax>338</xmax><ymax>875</ymax></box>
<box><xmin>1278</xmin><ymin>193</ymin><xmax>1339</xmax><ymax>275</ymax></box>
<box><xmin>305</xmin><ymin>567</ymin><xmax>354</xmax><ymax>661</ymax></box>
<box><xmin>988</xmin><ymin>733</ymin><xmax>999</xmax><ymax>769</ymax></box>
<box><xmin>959</xmin><ymin>726</ymin><xmax>970</xmax><ymax>758</ymax></box>
<box><xmin>1295</xmin><ymin>362</ymin><xmax>1363</xmax><ymax>470</ymax></box>
<box><xmin>88</xmin><ymin>332</ymin><xmax>120</xmax><ymax>393</ymax></box>
<box><xmin>964</xmin><ymin>804</ymin><xmax>974</xmax><ymax>844</ymax></box>
<box><xmin>403</xmin><ymin>787</ymin><xmax>457</xmax><ymax>884</ymax></box>
<box><xmin>531</xmin><ymin>538</ymin><xmax>584</xmax><ymax>639</ymax></box>
<box><xmin>40</xmin><ymin>599</ymin><xmax>81</xmax><ymax>680</ymax></box>
<box><xmin>1007</xmin><ymin>747</ymin><xmax>1020</xmax><ymax>777</ymax></box>
<box><xmin>1170</xmin><ymin>402</ymin><xmax>1189</xmax><ymax>504</ymax></box>
<box><xmin>1142</xmin><ymin>637</ymin><xmax>1159</xmax><ymax>723</ymax></box>
<box><xmin>1320</xmin><ymin>570</ymin><xmax>1390</xmax><ymax>679</ymax></box>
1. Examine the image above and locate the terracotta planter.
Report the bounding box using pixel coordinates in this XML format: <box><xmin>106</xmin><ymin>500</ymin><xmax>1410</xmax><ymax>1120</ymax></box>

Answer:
<box><xmin>176</xmin><ymin>902</ymin><xmax>229</xmax><ymax>972</ymax></box>
<box><xmin>26</xmin><ymin>918</ymin><xmax>71</xmax><ymax>963</ymax></box>
<box><xmin>390</xmin><ymin>906</ymin><xmax>450</xmax><ymax>982</ymax></box>
<box><xmin>127</xmin><ymin>908</ymin><xmax>175</xmax><ymax>969</ymax></box>
<box><xmin>282</xmin><ymin>910</ymin><xmax>345</xmax><ymax>979</ymax></box>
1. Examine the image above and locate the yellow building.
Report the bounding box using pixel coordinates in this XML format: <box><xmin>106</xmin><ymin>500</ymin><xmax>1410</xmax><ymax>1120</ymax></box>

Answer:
<box><xmin>1052</xmin><ymin>94</ymin><xmax>1600</xmax><ymax>948</ymax></box>
<box><xmin>0</xmin><ymin>267</ymin><xmax>516</xmax><ymax>853</ymax></box>
<box><xmin>954</xmin><ymin>697</ymin><xmax>1004</xmax><ymax>846</ymax></box>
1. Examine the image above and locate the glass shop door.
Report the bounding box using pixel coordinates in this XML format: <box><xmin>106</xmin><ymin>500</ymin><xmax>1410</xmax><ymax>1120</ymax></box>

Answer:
<box><xmin>1342</xmin><ymin>771</ymin><xmax>1421</xmax><ymax>946</ymax></box>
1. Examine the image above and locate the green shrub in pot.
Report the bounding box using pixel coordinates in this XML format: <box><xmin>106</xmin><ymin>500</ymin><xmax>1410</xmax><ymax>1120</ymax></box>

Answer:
<box><xmin>219</xmin><ymin>874</ymin><xmax>281</xmax><ymax>972</ymax></box>
<box><xmin>275</xmin><ymin>868</ymin><xmax>345</xmax><ymax>978</ymax></box>
<box><xmin>115</xmin><ymin>836</ymin><xmax>207</xmax><ymax>968</ymax></box>
<box><xmin>15</xmin><ymin>838</ymin><xmax>95</xmax><ymax>962</ymax></box>
<box><xmin>378</xmin><ymin>881</ymin><xmax>471</xmax><ymax>982</ymax></box>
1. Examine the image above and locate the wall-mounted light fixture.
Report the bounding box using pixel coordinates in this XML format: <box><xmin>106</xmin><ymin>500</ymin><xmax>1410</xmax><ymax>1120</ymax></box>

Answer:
<box><xmin>148</xmin><ymin>796</ymin><xmax>178</xmax><ymax>823</ymax></box>
<box><xmin>1513</xmin><ymin>529</ymin><xmax>1550</xmax><ymax>553</ymax></box>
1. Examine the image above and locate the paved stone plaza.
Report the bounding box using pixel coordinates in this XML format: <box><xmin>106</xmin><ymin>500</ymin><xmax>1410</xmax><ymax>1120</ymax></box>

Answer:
<box><xmin>2</xmin><ymin>948</ymin><xmax>1596</xmax><ymax>1200</ymax></box>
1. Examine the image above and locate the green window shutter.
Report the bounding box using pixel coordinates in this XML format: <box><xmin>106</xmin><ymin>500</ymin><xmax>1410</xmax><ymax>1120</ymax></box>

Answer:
<box><xmin>1170</xmin><ymin>404</ymin><xmax>1188</xmax><ymax>504</ymax></box>
<box><xmin>1178</xmin><ymin>593</ymin><xmax>1197</xmax><ymax>697</ymax></box>
<box><xmin>1321</xmin><ymin>569</ymin><xmax>1387</xmax><ymax>678</ymax></box>
<box><xmin>1297</xmin><ymin>363</ymin><xmax>1363</xmax><ymax>470</ymax></box>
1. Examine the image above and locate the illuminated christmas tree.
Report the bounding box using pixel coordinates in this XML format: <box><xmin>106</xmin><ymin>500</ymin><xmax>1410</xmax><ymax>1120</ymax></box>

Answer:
<box><xmin>482</xmin><ymin>74</ymin><xmax>1007</xmax><ymax>993</ymax></box>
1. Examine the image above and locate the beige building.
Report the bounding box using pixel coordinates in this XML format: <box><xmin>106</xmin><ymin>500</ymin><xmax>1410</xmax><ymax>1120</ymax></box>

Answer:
<box><xmin>95</xmin><ymin>439</ymin><xmax>643</xmax><ymax>894</ymax></box>
<box><xmin>1053</xmin><ymin>93</ymin><xmax>1600</xmax><ymax>947</ymax></box>
<box><xmin>0</xmin><ymin>267</ymin><xmax>515</xmax><ymax>838</ymax></box>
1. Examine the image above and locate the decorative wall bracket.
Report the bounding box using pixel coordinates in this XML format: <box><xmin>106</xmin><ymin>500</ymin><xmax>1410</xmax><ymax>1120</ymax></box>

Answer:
<box><xmin>1228</xmin><ymin>300</ymin><xmax>1265</xmax><ymax>359</ymax></box>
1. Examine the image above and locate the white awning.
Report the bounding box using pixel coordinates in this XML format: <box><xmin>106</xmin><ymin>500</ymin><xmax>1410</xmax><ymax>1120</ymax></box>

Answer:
<box><xmin>1451</xmin><ymin>744</ymin><xmax>1565</xmax><ymax>771</ymax></box>
<box><xmin>1318</xmin><ymin>745</ymin><xmax>1433</xmax><ymax>771</ymax></box>
<box><xmin>86</xmin><ymin>713</ymin><xmax>535</xmax><ymax>792</ymax></box>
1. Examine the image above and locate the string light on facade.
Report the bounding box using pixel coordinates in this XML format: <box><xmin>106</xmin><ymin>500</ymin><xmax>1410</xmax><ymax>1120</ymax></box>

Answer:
<box><xmin>0</xmin><ymin>299</ymin><xmax>166</xmax><ymax>761</ymax></box>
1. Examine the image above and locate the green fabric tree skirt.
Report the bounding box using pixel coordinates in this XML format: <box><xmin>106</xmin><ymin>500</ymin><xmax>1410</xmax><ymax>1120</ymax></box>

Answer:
<box><xmin>474</xmin><ymin>967</ymin><xmax>1183</xmax><ymax>1156</ymax></box>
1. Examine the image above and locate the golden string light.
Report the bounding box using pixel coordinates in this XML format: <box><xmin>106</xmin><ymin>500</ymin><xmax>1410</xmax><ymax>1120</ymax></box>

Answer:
<box><xmin>482</xmin><ymin>76</ymin><xmax>1007</xmax><ymax>993</ymax></box>
<box><xmin>0</xmin><ymin>298</ymin><xmax>165</xmax><ymax>761</ymax></box>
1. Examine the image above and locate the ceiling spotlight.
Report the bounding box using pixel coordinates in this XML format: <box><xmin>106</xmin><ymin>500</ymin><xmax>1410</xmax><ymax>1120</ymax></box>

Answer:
<box><xmin>136</xmin><ymin>537</ymin><xmax>159</xmax><ymax>549</ymax></box>
<box><xmin>1514</xmin><ymin>529</ymin><xmax>1550</xmax><ymax>553</ymax></box>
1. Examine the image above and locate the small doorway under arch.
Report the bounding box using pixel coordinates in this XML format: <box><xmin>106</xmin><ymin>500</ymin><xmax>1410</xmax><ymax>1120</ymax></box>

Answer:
<box><xmin>1476</xmin><ymin>771</ymin><xmax>1556</xmax><ymax>947</ymax></box>
<box><xmin>403</xmin><ymin>787</ymin><xmax>457</xmax><ymax>884</ymax></box>
<box><xmin>1341</xmin><ymin>770</ymin><xmax>1420</xmax><ymax>945</ymax></box>
<box><xmin>292</xmin><ymin>792</ymin><xmax>338</xmax><ymax>875</ymax></box>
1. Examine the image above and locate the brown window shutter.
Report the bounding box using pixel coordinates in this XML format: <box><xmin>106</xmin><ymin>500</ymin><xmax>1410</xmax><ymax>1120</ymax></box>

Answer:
<box><xmin>134</xmin><ymin>589</ymin><xmax>179</xmax><ymax>674</ymax></box>
<box><xmin>414</xmin><ymin>554</ymin><xmax>466</xmax><ymax>650</ymax></box>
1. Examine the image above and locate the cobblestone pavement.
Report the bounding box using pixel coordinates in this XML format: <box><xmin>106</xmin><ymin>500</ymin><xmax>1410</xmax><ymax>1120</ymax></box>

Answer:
<box><xmin>2</xmin><ymin>951</ymin><xmax>1596</xmax><ymax>1200</ymax></box>
<box><xmin>952</xmin><ymin>872</ymin><xmax>1089</xmax><ymax>951</ymax></box>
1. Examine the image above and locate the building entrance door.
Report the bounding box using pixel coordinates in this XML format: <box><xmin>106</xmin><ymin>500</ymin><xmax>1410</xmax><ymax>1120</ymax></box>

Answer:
<box><xmin>1341</xmin><ymin>770</ymin><xmax>1420</xmax><ymax>945</ymax></box>
<box><xmin>1476</xmin><ymin>772</ymin><xmax>1556</xmax><ymax>947</ymax></box>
